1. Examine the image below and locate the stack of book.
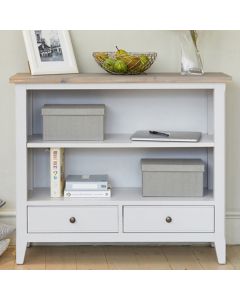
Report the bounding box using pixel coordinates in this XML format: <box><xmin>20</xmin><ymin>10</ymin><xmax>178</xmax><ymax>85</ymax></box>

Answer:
<box><xmin>64</xmin><ymin>174</ymin><xmax>111</xmax><ymax>198</ymax></box>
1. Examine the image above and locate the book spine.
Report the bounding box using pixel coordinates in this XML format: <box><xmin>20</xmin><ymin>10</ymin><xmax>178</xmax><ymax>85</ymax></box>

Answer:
<box><xmin>50</xmin><ymin>148</ymin><xmax>65</xmax><ymax>197</ymax></box>
<box><xmin>66</xmin><ymin>182</ymin><xmax>108</xmax><ymax>191</ymax></box>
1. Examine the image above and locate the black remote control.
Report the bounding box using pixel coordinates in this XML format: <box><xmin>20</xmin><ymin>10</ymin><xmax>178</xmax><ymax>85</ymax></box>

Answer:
<box><xmin>149</xmin><ymin>130</ymin><xmax>170</xmax><ymax>137</ymax></box>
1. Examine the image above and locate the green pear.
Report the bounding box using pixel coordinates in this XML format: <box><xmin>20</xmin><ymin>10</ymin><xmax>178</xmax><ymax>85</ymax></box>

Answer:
<box><xmin>103</xmin><ymin>58</ymin><xmax>116</xmax><ymax>72</ymax></box>
<box><xmin>140</xmin><ymin>55</ymin><xmax>149</xmax><ymax>65</ymax></box>
<box><xmin>113</xmin><ymin>60</ymin><xmax>128</xmax><ymax>73</ymax></box>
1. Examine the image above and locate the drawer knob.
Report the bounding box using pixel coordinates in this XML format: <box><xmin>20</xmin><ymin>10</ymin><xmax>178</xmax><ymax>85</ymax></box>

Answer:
<box><xmin>69</xmin><ymin>217</ymin><xmax>76</xmax><ymax>224</ymax></box>
<box><xmin>165</xmin><ymin>216</ymin><xmax>172</xmax><ymax>223</ymax></box>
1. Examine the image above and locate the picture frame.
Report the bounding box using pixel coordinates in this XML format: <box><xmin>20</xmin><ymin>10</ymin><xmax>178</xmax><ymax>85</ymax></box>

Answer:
<box><xmin>22</xmin><ymin>30</ymin><xmax>78</xmax><ymax>75</ymax></box>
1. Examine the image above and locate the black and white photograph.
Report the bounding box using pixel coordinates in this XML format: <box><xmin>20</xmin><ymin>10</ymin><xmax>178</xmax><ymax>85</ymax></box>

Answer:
<box><xmin>34</xmin><ymin>30</ymin><xmax>64</xmax><ymax>62</ymax></box>
<box><xmin>22</xmin><ymin>30</ymin><xmax>78</xmax><ymax>75</ymax></box>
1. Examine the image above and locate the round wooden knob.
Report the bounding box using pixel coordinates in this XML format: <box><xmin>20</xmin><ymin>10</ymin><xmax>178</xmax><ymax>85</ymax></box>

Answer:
<box><xmin>69</xmin><ymin>217</ymin><xmax>76</xmax><ymax>224</ymax></box>
<box><xmin>165</xmin><ymin>216</ymin><xmax>172</xmax><ymax>223</ymax></box>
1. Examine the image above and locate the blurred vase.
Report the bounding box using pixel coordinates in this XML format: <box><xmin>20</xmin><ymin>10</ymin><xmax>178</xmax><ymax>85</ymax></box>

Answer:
<box><xmin>179</xmin><ymin>31</ymin><xmax>204</xmax><ymax>75</ymax></box>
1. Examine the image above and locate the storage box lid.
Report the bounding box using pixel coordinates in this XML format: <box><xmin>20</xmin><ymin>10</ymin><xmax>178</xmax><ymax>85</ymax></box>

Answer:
<box><xmin>141</xmin><ymin>159</ymin><xmax>205</xmax><ymax>172</ymax></box>
<box><xmin>41</xmin><ymin>104</ymin><xmax>105</xmax><ymax>116</ymax></box>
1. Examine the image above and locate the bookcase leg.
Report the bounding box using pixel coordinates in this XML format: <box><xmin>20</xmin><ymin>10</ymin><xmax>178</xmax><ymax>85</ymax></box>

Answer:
<box><xmin>215</xmin><ymin>238</ymin><xmax>226</xmax><ymax>264</ymax></box>
<box><xmin>16</xmin><ymin>241</ymin><xmax>27</xmax><ymax>265</ymax></box>
<box><xmin>15</xmin><ymin>86</ymin><xmax>28</xmax><ymax>265</ymax></box>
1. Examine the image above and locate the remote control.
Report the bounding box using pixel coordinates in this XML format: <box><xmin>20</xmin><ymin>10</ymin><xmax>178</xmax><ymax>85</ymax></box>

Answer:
<box><xmin>149</xmin><ymin>130</ymin><xmax>170</xmax><ymax>137</ymax></box>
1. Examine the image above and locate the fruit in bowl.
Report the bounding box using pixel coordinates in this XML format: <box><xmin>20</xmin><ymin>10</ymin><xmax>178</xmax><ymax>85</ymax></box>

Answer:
<box><xmin>114</xmin><ymin>60</ymin><xmax>128</xmax><ymax>73</ymax></box>
<box><xmin>93</xmin><ymin>47</ymin><xmax>157</xmax><ymax>75</ymax></box>
<box><xmin>115</xmin><ymin>48</ymin><xmax>128</xmax><ymax>59</ymax></box>
<box><xmin>95</xmin><ymin>52</ymin><xmax>109</xmax><ymax>61</ymax></box>
<box><xmin>103</xmin><ymin>58</ymin><xmax>115</xmax><ymax>72</ymax></box>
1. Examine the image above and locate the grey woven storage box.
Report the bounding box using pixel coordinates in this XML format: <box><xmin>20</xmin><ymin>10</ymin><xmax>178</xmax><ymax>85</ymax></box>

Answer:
<box><xmin>42</xmin><ymin>104</ymin><xmax>105</xmax><ymax>141</ymax></box>
<box><xmin>141</xmin><ymin>159</ymin><xmax>205</xmax><ymax>197</ymax></box>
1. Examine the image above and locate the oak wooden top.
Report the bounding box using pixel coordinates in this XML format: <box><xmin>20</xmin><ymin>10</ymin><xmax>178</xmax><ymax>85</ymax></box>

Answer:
<box><xmin>9</xmin><ymin>72</ymin><xmax>232</xmax><ymax>84</ymax></box>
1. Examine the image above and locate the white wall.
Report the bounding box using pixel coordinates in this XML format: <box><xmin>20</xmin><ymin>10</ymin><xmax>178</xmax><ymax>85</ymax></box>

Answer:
<box><xmin>0</xmin><ymin>30</ymin><xmax>239</xmax><ymax>243</ymax></box>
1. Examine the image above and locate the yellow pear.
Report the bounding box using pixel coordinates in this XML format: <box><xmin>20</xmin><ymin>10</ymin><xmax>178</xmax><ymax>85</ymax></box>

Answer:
<box><xmin>115</xmin><ymin>46</ymin><xmax>128</xmax><ymax>59</ymax></box>
<box><xmin>125</xmin><ymin>56</ymin><xmax>141</xmax><ymax>71</ymax></box>
<box><xmin>95</xmin><ymin>52</ymin><xmax>109</xmax><ymax>62</ymax></box>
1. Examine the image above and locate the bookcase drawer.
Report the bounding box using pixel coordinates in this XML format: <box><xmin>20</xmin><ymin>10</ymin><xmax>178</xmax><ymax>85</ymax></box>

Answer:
<box><xmin>28</xmin><ymin>206</ymin><xmax>119</xmax><ymax>233</ymax></box>
<box><xmin>123</xmin><ymin>205</ymin><xmax>214</xmax><ymax>233</ymax></box>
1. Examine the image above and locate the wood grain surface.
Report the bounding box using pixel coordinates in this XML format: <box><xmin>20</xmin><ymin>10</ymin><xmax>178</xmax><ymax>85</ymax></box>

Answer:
<box><xmin>9</xmin><ymin>72</ymin><xmax>232</xmax><ymax>84</ymax></box>
<box><xmin>1</xmin><ymin>245</ymin><xmax>239</xmax><ymax>270</ymax></box>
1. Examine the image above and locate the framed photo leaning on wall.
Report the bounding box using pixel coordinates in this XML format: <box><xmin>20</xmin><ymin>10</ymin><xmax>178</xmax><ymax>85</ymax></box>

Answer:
<box><xmin>23</xmin><ymin>30</ymin><xmax>78</xmax><ymax>75</ymax></box>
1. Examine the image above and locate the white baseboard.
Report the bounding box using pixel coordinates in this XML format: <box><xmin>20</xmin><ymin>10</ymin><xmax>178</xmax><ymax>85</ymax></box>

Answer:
<box><xmin>226</xmin><ymin>211</ymin><xmax>240</xmax><ymax>244</ymax></box>
<box><xmin>0</xmin><ymin>210</ymin><xmax>16</xmax><ymax>217</ymax></box>
<box><xmin>1</xmin><ymin>209</ymin><xmax>240</xmax><ymax>245</ymax></box>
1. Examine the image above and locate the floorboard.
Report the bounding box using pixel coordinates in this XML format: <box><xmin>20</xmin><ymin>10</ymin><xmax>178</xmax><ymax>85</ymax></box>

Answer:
<box><xmin>104</xmin><ymin>246</ymin><xmax>140</xmax><ymax>270</ymax></box>
<box><xmin>134</xmin><ymin>246</ymin><xmax>171</xmax><ymax>270</ymax></box>
<box><xmin>0</xmin><ymin>245</ymin><xmax>239</xmax><ymax>270</ymax></box>
<box><xmin>76</xmin><ymin>246</ymin><xmax>108</xmax><ymax>270</ymax></box>
<box><xmin>227</xmin><ymin>245</ymin><xmax>240</xmax><ymax>269</ymax></box>
<box><xmin>15</xmin><ymin>246</ymin><xmax>46</xmax><ymax>270</ymax></box>
<box><xmin>162</xmin><ymin>246</ymin><xmax>203</xmax><ymax>270</ymax></box>
<box><xmin>45</xmin><ymin>246</ymin><xmax>76</xmax><ymax>270</ymax></box>
<box><xmin>192</xmin><ymin>246</ymin><xmax>234</xmax><ymax>270</ymax></box>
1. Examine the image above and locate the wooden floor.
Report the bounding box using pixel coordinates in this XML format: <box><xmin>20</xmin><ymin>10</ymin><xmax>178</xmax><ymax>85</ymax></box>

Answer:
<box><xmin>0</xmin><ymin>245</ymin><xmax>239</xmax><ymax>270</ymax></box>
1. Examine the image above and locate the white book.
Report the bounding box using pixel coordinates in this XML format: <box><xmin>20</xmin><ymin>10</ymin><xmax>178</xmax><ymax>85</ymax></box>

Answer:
<box><xmin>50</xmin><ymin>148</ymin><xmax>65</xmax><ymax>197</ymax></box>
<box><xmin>65</xmin><ymin>175</ymin><xmax>108</xmax><ymax>191</ymax></box>
<box><xmin>64</xmin><ymin>188</ymin><xmax>111</xmax><ymax>198</ymax></box>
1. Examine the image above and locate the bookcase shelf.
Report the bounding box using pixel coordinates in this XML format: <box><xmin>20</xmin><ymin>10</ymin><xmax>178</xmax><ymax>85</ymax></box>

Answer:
<box><xmin>27</xmin><ymin>133</ymin><xmax>214</xmax><ymax>148</ymax></box>
<box><xmin>12</xmin><ymin>72</ymin><xmax>230</xmax><ymax>264</ymax></box>
<box><xmin>27</xmin><ymin>187</ymin><xmax>214</xmax><ymax>206</ymax></box>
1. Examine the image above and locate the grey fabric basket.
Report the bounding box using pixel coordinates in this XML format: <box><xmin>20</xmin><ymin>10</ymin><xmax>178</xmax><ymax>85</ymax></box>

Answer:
<box><xmin>42</xmin><ymin>104</ymin><xmax>105</xmax><ymax>141</ymax></box>
<box><xmin>141</xmin><ymin>159</ymin><xmax>205</xmax><ymax>197</ymax></box>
